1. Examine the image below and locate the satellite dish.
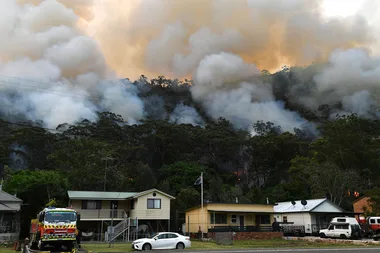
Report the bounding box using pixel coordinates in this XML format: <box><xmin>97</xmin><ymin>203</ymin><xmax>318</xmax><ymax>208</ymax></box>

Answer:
<box><xmin>291</xmin><ymin>200</ymin><xmax>296</xmax><ymax>206</ymax></box>
<box><xmin>301</xmin><ymin>199</ymin><xmax>307</xmax><ymax>206</ymax></box>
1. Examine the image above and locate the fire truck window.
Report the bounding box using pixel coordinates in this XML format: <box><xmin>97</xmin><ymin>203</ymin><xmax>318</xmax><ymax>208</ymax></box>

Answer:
<box><xmin>370</xmin><ymin>219</ymin><xmax>375</xmax><ymax>224</ymax></box>
<box><xmin>45</xmin><ymin>212</ymin><xmax>76</xmax><ymax>222</ymax></box>
<box><xmin>377</xmin><ymin>219</ymin><xmax>380</xmax><ymax>223</ymax></box>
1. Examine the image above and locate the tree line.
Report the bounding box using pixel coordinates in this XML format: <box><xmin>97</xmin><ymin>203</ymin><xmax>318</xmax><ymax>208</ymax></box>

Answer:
<box><xmin>1</xmin><ymin>108</ymin><xmax>380</xmax><ymax>236</ymax></box>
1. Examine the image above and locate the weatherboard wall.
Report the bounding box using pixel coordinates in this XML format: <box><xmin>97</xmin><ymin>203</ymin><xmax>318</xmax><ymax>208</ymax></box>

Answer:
<box><xmin>129</xmin><ymin>191</ymin><xmax>171</xmax><ymax>220</ymax></box>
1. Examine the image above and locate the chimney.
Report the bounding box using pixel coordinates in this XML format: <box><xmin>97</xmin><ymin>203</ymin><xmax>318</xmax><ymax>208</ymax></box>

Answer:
<box><xmin>266</xmin><ymin>197</ymin><xmax>269</xmax><ymax>204</ymax></box>
<box><xmin>236</xmin><ymin>197</ymin><xmax>238</xmax><ymax>203</ymax></box>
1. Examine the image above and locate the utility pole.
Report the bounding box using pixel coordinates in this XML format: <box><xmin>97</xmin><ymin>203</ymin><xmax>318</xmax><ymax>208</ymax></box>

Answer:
<box><xmin>109</xmin><ymin>202</ymin><xmax>114</xmax><ymax>248</ymax></box>
<box><xmin>101</xmin><ymin>157</ymin><xmax>116</xmax><ymax>192</ymax></box>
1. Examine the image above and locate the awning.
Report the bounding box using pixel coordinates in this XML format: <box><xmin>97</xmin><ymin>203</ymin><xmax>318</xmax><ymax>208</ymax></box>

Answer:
<box><xmin>207</xmin><ymin>210</ymin><xmax>273</xmax><ymax>213</ymax></box>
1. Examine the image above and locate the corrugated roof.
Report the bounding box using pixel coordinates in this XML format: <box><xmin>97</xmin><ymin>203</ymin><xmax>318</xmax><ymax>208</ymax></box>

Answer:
<box><xmin>274</xmin><ymin>198</ymin><xmax>327</xmax><ymax>213</ymax></box>
<box><xmin>67</xmin><ymin>191</ymin><xmax>138</xmax><ymax>200</ymax></box>
<box><xmin>0</xmin><ymin>190</ymin><xmax>22</xmax><ymax>202</ymax></box>
<box><xmin>0</xmin><ymin>203</ymin><xmax>19</xmax><ymax>211</ymax></box>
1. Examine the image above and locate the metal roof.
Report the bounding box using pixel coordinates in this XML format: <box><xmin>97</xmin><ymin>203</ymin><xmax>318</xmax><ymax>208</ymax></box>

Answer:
<box><xmin>0</xmin><ymin>190</ymin><xmax>22</xmax><ymax>202</ymax></box>
<box><xmin>274</xmin><ymin>198</ymin><xmax>343</xmax><ymax>213</ymax></box>
<box><xmin>67</xmin><ymin>191</ymin><xmax>138</xmax><ymax>200</ymax></box>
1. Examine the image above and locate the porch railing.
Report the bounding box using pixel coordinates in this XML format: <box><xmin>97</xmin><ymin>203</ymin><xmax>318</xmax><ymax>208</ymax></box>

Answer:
<box><xmin>208</xmin><ymin>225</ymin><xmax>273</xmax><ymax>232</ymax></box>
<box><xmin>77</xmin><ymin>209</ymin><xmax>126</xmax><ymax>219</ymax></box>
<box><xmin>0</xmin><ymin>222</ymin><xmax>20</xmax><ymax>233</ymax></box>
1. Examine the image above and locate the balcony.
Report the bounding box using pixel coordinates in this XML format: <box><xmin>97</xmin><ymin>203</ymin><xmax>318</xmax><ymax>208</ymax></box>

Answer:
<box><xmin>78</xmin><ymin>209</ymin><xmax>126</xmax><ymax>220</ymax></box>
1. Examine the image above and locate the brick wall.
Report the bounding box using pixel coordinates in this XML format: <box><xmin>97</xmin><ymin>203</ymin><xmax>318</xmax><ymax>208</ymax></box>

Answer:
<box><xmin>207</xmin><ymin>232</ymin><xmax>283</xmax><ymax>240</ymax></box>
<box><xmin>353</xmin><ymin>197</ymin><xmax>372</xmax><ymax>214</ymax></box>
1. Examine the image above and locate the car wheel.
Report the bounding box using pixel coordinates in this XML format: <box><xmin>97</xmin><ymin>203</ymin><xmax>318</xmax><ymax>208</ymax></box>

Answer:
<box><xmin>340</xmin><ymin>234</ymin><xmax>346</xmax><ymax>239</ymax></box>
<box><xmin>176</xmin><ymin>242</ymin><xmax>185</xmax><ymax>250</ymax></box>
<box><xmin>320</xmin><ymin>233</ymin><xmax>326</xmax><ymax>238</ymax></box>
<box><xmin>142</xmin><ymin>243</ymin><xmax>151</xmax><ymax>250</ymax></box>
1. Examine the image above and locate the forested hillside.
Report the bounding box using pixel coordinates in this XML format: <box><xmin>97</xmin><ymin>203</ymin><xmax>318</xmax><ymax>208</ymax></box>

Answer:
<box><xmin>1</xmin><ymin>72</ymin><xmax>380</xmax><ymax>236</ymax></box>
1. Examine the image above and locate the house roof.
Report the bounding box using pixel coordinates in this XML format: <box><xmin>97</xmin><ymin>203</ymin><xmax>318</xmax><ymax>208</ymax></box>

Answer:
<box><xmin>0</xmin><ymin>203</ymin><xmax>19</xmax><ymax>211</ymax></box>
<box><xmin>274</xmin><ymin>198</ymin><xmax>344</xmax><ymax>213</ymax></box>
<box><xmin>67</xmin><ymin>191</ymin><xmax>138</xmax><ymax>200</ymax></box>
<box><xmin>131</xmin><ymin>188</ymin><xmax>175</xmax><ymax>200</ymax></box>
<box><xmin>67</xmin><ymin>188</ymin><xmax>175</xmax><ymax>200</ymax></box>
<box><xmin>185</xmin><ymin>202</ymin><xmax>275</xmax><ymax>212</ymax></box>
<box><xmin>0</xmin><ymin>190</ymin><xmax>22</xmax><ymax>203</ymax></box>
<box><xmin>352</xmin><ymin>195</ymin><xmax>370</xmax><ymax>204</ymax></box>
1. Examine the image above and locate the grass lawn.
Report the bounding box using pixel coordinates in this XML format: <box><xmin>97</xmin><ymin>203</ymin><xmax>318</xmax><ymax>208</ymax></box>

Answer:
<box><xmin>0</xmin><ymin>248</ymin><xmax>15</xmax><ymax>253</ymax></box>
<box><xmin>81</xmin><ymin>239</ymin><xmax>378</xmax><ymax>253</ymax></box>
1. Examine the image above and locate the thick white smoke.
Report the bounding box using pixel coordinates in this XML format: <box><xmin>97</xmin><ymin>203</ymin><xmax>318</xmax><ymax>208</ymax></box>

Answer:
<box><xmin>192</xmin><ymin>53</ymin><xmax>308</xmax><ymax>133</ymax></box>
<box><xmin>169</xmin><ymin>104</ymin><xmax>204</xmax><ymax>126</ymax></box>
<box><xmin>2</xmin><ymin>0</ymin><xmax>380</xmax><ymax>133</ymax></box>
<box><xmin>310</xmin><ymin>48</ymin><xmax>380</xmax><ymax>118</ymax></box>
<box><xmin>0</xmin><ymin>0</ymin><xmax>145</xmax><ymax>128</ymax></box>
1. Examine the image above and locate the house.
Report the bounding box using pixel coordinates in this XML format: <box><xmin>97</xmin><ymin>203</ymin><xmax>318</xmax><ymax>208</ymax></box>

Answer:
<box><xmin>0</xmin><ymin>186</ymin><xmax>22</xmax><ymax>241</ymax></box>
<box><xmin>67</xmin><ymin>188</ymin><xmax>175</xmax><ymax>241</ymax></box>
<box><xmin>273</xmin><ymin>198</ymin><xmax>347</xmax><ymax>235</ymax></box>
<box><xmin>353</xmin><ymin>196</ymin><xmax>372</xmax><ymax>215</ymax></box>
<box><xmin>185</xmin><ymin>203</ymin><xmax>275</xmax><ymax>235</ymax></box>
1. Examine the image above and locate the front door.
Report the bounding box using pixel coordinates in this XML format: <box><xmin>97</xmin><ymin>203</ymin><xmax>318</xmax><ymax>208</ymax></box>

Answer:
<box><xmin>239</xmin><ymin>215</ymin><xmax>245</xmax><ymax>230</ymax></box>
<box><xmin>110</xmin><ymin>200</ymin><xmax>118</xmax><ymax>218</ymax></box>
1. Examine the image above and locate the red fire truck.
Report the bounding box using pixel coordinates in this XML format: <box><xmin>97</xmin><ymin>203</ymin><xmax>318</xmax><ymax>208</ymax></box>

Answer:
<box><xmin>357</xmin><ymin>216</ymin><xmax>380</xmax><ymax>240</ymax></box>
<box><xmin>30</xmin><ymin>206</ymin><xmax>81</xmax><ymax>251</ymax></box>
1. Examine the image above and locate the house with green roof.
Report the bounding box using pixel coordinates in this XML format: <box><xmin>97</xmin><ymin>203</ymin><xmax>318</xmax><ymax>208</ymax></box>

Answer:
<box><xmin>67</xmin><ymin>188</ymin><xmax>175</xmax><ymax>242</ymax></box>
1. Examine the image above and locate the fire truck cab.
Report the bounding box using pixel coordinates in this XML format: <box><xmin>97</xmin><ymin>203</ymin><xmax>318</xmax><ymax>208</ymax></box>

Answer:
<box><xmin>30</xmin><ymin>207</ymin><xmax>81</xmax><ymax>251</ymax></box>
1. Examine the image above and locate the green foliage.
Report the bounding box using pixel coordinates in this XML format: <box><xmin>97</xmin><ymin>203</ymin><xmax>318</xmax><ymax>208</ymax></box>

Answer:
<box><xmin>0</xmin><ymin>110</ymin><xmax>380</xmax><ymax>227</ymax></box>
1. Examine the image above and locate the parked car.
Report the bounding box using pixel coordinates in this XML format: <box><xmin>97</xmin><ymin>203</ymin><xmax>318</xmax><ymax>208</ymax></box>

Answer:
<box><xmin>319</xmin><ymin>221</ymin><xmax>362</xmax><ymax>239</ymax></box>
<box><xmin>131</xmin><ymin>232</ymin><xmax>191</xmax><ymax>251</ymax></box>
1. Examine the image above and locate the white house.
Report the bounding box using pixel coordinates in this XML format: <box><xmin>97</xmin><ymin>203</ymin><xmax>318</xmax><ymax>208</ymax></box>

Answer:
<box><xmin>274</xmin><ymin>198</ymin><xmax>346</xmax><ymax>235</ymax></box>
<box><xmin>67</xmin><ymin>188</ymin><xmax>175</xmax><ymax>241</ymax></box>
<box><xmin>0</xmin><ymin>186</ymin><xmax>22</xmax><ymax>241</ymax></box>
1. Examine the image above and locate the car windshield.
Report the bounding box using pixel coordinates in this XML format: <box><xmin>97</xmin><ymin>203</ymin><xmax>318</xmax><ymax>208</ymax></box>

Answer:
<box><xmin>45</xmin><ymin>211</ymin><xmax>76</xmax><ymax>222</ymax></box>
<box><xmin>149</xmin><ymin>233</ymin><xmax>159</xmax><ymax>239</ymax></box>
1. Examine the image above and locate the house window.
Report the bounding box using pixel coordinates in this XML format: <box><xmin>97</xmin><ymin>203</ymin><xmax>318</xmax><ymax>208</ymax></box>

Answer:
<box><xmin>255</xmin><ymin>215</ymin><xmax>270</xmax><ymax>225</ymax></box>
<box><xmin>131</xmin><ymin>200</ymin><xmax>135</xmax><ymax>209</ymax></box>
<box><xmin>210</xmin><ymin>213</ymin><xmax>227</xmax><ymax>224</ymax></box>
<box><xmin>231</xmin><ymin>214</ymin><xmax>237</xmax><ymax>224</ymax></box>
<box><xmin>147</xmin><ymin>199</ymin><xmax>161</xmax><ymax>209</ymax></box>
<box><xmin>81</xmin><ymin>200</ymin><xmax>101</xmax><ymax>210</ymax></box>
<box><xmin>283</xmin><ymin>216</ymin><xmax>288</xmax><ymax>223</ymax></box>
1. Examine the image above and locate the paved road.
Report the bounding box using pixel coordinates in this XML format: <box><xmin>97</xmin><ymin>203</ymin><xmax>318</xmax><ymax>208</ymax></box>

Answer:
<box><xmin>181</xmin><ymin>248</ymin><xmax>380</xmax><ymax>253</ymax></box>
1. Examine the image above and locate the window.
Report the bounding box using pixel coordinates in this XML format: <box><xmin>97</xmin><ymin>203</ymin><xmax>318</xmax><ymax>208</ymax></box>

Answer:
<box><xmin>147</xmin><ymin>199</ymin><xmax>161</xmax><ymax>209</ymax></box>
<box><xmin>81</xmin><ymin>200</ymin><xmax>101</xmax><ymax>210</ymax></box>
<box><xmin>210</xmin><ymin>213</ymin><xmax>227</xmax><ymax>224</ymax></box>
<box><xmin>167</xmin><ymin>233</ymin><xmax>178</xmax><ymax>238</ymax></box>
<box><xmin>377</xmin><ymin>219</ymin><xmax>380</xmax><ymax>224</ymax></box>
<box><xmin>283</xmin><ymin>216</ymin><xmax>288</xmax><ymax>223</ymax></box>
<box><xmin>328</xmin><ymin>225</ymin><xmax>334</xmax><ymax>230</ymax></box>
<box><xmin>337</xmin><ymin>218</ymin><xmax>346</xmax><ymax>222</ymax></box>
<box><xmin>131</xmin><ymin>200</ymin><xmax>135</xmax><ymax>209</ymax></box>
<box><xmin>370</xmin><ymin>219</ymin><xmax>375</xmax><ymax>224</ymax></box>
<box><xmin>231</xmin><ymin>215</ymin><xmax>237</xmax><ymax>224</ymax></box>
<box><xmin>255</xmin><ymin>215</ymin><xmax>270</xmax><ymax>225</ymax></box>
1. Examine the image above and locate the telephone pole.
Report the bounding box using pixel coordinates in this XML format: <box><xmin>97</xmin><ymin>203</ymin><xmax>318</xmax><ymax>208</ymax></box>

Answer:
<box><xmin>101</xmin><ymin>157</ymin><xmax>116</xmax><ymax>191</ymax></box>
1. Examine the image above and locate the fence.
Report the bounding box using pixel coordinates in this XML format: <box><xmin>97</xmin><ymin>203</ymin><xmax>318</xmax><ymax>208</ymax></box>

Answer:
<box><xmin>208</xmin><ymin>225</ymin><xmax>273</xmax><ymax>232</ymax></box>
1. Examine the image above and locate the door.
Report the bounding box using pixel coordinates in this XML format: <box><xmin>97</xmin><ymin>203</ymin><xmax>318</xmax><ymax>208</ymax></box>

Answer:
<box><xmin>326</xmin><ymin>225</ymin><xmax>335</xmax><ymax>237</ymax></box>
<box><xmin>239</xmin><ymin>216</ymin><xmax>245</xmax><ymax>230</ymax></box>
<box><xmin>152</xmin><ymin>233</ymin><xmax>169</xmax><ymax>249</ymax></box>
<box><xmin>110</xmin><ymin>200</ymin><xmax>118</xmax><ymax>218</ymax></box>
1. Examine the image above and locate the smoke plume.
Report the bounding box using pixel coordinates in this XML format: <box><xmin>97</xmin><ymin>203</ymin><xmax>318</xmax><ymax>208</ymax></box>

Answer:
<box><xmin>1</xmin><ymin>0</ymin><xmax>145</xmax><ymax>128</ymax></box>
<box><xmin>2</xmin><ymin>0</ymin><xmax>380</xmax><ymax>133</ymax></box>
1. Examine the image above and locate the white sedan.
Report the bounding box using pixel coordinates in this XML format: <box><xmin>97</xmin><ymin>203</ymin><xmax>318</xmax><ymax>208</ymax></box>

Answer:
<box><xmin>131</xmin><ymin>232</ymin><xmax>191</xmax><ymax>251</ymax></box>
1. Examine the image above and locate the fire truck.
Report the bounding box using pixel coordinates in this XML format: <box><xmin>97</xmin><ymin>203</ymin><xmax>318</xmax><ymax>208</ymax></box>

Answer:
<box><xmin>357</xmin><ymin>216</ymin><xmax>380</xmax><ymax>240</ymax></box>
<box><xmin>30</xmin><ymin>206</ymin><xmax>81</xmax><ymax>251</ymax></box>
